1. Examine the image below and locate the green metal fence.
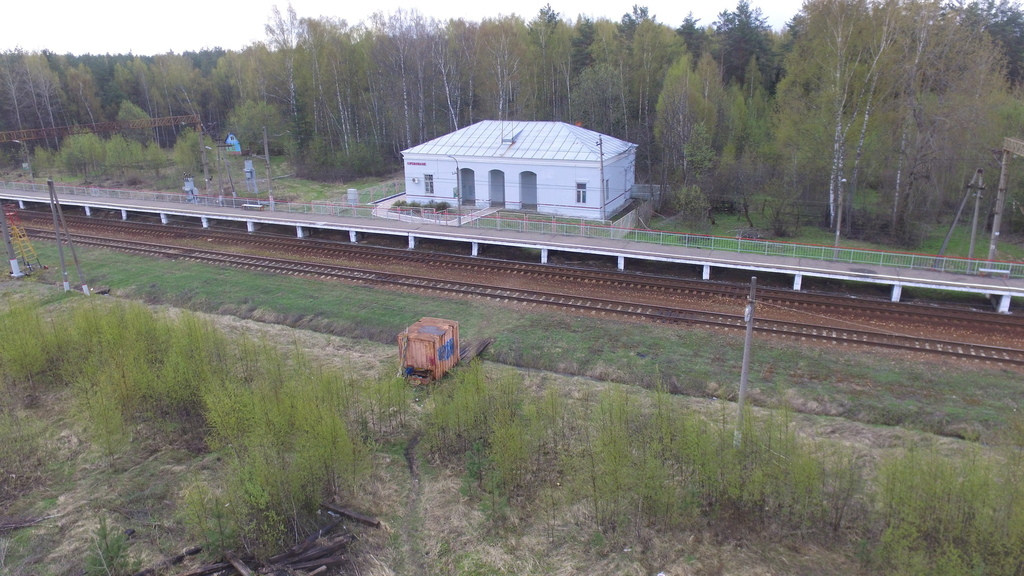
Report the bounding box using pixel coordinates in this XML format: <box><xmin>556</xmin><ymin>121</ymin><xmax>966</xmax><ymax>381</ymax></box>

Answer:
<box><xmin>3</xmin><ymin>180</ymin><xmax>1021</xmax><ymax>279</ymax></box>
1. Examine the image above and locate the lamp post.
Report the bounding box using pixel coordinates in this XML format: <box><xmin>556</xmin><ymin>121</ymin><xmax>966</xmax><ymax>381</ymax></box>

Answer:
<box><xmin>12</xmin><ymin>140</ymin><xmax>31</xmax><ymax>182</ymax></box>
<box><xmin>446</xmin><ymin>155</ymin><xmax>462</xmax><ymax>226</ymax></box>
<box><xmin>834</xmin><ymin>178</ymin><xmax>847</xmax><ymax>260</ymax></box>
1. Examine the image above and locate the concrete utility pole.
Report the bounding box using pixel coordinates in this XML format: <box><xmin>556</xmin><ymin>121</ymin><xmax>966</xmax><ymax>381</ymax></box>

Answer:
<box><xmin>47</xmin><ymin>180</ymin><xmax>89</xmax><ymax>295</ymax></box>
<box><xmin>447</xmin><ymin>155</ymin><xmax>462</xmax><ymax>226</ymax></box>
<box><xmin>263</xmin><ymin>126</ymin><xmax>273</xmax><ymax>197</ymax></box>
<box><xmin>938</xmin><ymin>169</ymin><xmax>983</xmax><ymax>258</ymax></box>
<box><xmin>989</xmin><ymin>140</ymin><xmax>1018</xmax><ymax>261</ymax></box>
<box><xmin>969</xmin><ymin>170</ymin><xmax>985</xmax><ymax>260</ymax></box>
<box><xmin>735</xmin><ymin>276</ymin><xmax>757</xmax><ymax>448</ymax></box>
<box><xmin>48</xmin><ymin>181</ymin><xmax>70</xmax><ymax>292</ymax></box>
<box><xmin>223</xmin><ymin>148</ymin><xmax>237</xmax><ymax>197</ymax></box>
<box><xmin>199</xmin><ymin>129</ymin><xmax>210</xmax><ymax>191</ymax></box>
<box><xmin>216</xmin><ymin>145</ymin><xmax>225</xmax><ymax>196</ymax></box>
<box><xmin>598</xmin><ymin>136</ymin><xmax>606</xmax><ymax>220</ymax></box>
<box><xmin>989</xmin><ymin>136</ymin><xmax>1024</xmax><ymax>261</ymax></box>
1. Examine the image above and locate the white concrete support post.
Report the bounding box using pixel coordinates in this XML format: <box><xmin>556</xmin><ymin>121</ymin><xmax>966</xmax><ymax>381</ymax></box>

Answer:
<box><xmin>997</xmin><ymin>294</ymin><xmax>1011</xmax><ymax>314</ymax></box>
<box><xmin>7</xmin><ymin>258</ymin><xmax>22</xmax><ymax>278</ymax></box>
<box><xmin>408</xmin><ymin>234</ymin><xmax>416</xmax><ymax>249</ymax></box>
<box><xmin>349</xmin><ymin>230</ymin><xmax>358</xmax><ymax>243</ymax></box>
<box><xmin>891</xmin><ymin>284</ymin><xmax>903</xmax><ymax>302</ymax></box>
<box><xmin>1</xmin><ymin>210</ymin><xmax>24</xmax><ymax>278</ymax></box>
<box><xmin>246</xmin><ymin>220</ymin><xmax>256</xmax><ymax>233</ymax></box>
<box><xmin>703</xmin><ymin>264</ymin><xmax>711</xmax><ymax>280</ymax></box>
<box><xmin>18</xmin><ymin>200</ymin><xmax>25</xmax><ymax>209</ymax></box>
<box><xmin>541</xmin><ymin>248</ymin><xmax>549</xmax><ymax>264</ymax></box>
<box><xmin>201</xmin><ymin>216</ymin><xmax>209</xmax><ymax>228</ymax></box>
<box><xmin>296</xmin><ymin>225</ymin><xmax>306</xmax><ymax>238</ymax></box>
<box><xmin>160</xmin><ymin>213</ymin><xmax>169</xmax><ymax>225</ymax></box>
<box><xmin>793</xmin><ymin>273</ymin><xmax>803</xmax><ymax>291</ymax></box>
<box><xmin>472</xmin><ymin>242</ymin><xmax>479</xmax><ymax>257</ymax></box>
<box><xmin>617</xmin><ymin>255</ymin><xmax>625</xmax><ymax>271</ymax></box>
<box><xmin>84</xmin><ymin>206</ymin><xmax>92</xmax><ymax>216</ymax></box>
<box><xmin>121</xmin><ymin>209</ymin><xmax>128</xmax><ymax>220</ymax></box>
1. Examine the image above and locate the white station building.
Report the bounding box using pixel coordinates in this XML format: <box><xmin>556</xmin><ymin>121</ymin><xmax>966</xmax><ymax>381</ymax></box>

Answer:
<box><xmin>401</xmin><ymin>120</ymin><xmax>637</xmax><ymax>220</ymax></box>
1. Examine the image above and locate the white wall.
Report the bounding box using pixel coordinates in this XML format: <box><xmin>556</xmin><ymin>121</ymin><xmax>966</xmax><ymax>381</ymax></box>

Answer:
<box><xmin>402</xmin><ymin>157</ymin><xmax>459</xmax><ymax>205</ymax></box>
<box><xmin>402</xmin><ymin>152</ymin><xmax>636</xmax><ymax>220</ymax></box>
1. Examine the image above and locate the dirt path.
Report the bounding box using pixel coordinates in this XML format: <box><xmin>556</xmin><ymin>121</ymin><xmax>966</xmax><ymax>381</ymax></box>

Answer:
<box><xmin>402</xmin><ymin>432</ymin><xmax>426</xmax><ymax>576</ymax></box>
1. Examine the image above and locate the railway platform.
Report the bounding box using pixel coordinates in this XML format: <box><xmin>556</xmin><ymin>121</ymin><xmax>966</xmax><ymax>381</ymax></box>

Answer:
<box><xmin>2</xmin><ymin>184</ymin><xmax>1023</xmax><ymax>313</ymax></box>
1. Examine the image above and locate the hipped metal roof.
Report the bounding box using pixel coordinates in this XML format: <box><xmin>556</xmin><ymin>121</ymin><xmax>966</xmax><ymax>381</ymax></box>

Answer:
<box><xmin>402</xmin><ymin>120</ymin><xmax>635</xmax><ymax>162</ymax></box>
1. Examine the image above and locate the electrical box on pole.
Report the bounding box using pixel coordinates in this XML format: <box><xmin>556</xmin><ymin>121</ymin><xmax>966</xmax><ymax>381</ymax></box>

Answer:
<box><xmin>244</xmin><ymin>159</ymin><xmax>258</xmax><ymax>196</ymax></box>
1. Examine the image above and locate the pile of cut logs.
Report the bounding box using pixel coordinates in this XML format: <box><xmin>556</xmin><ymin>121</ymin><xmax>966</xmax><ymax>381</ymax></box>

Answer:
<box><xmin>132</xmin><ymin>503</ymin><xmax>378</xmax><ymax>576</ymax></box>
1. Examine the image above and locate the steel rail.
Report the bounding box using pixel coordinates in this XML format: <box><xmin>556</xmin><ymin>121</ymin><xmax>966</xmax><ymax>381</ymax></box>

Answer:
<box><xmin>33</xmin><ymin>231</ymin><xmax>1024</xmax><ymax>366</ymax></box>
<box><xmin>20</xmin><ymin>211</ymin><xmax>1024</xmax><ymax>333</ymax></box>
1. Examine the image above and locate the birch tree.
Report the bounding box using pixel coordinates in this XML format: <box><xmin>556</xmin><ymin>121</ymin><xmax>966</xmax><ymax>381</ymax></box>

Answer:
<box><xmin>435</xmin><ymin>19</ymin><xmax>477</xmax><ymax>130</ymax></box>
<box><xmin>654</xmin><ymin>52</ymin><xmax>722</xmax><ymax>186</ymax></box>
<box><xmin>0</xmin><ymin>50</ymin><xmax>29</xmax><ymax>131</ymax></box>
<box><xmin>477</xmin><ymin>16</ymin><xmax>528</xmax><ymax>121</ymax></box>
<box><xmin>265</xmin><ymin>3</ymin><xmax>303</xmax><ymax>137</ymax></box>
<box><xmin>774</xmin><ymin>0</ymin><xmax>895</xmax><ymax>231</ymax></box>
<box><xmin>888</xmin><ymin>0</ymin><xmax>1007</xmax><ymax>243</ymax></box>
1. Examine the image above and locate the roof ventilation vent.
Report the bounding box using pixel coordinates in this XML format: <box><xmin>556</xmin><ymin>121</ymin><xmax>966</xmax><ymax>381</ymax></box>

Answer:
<box><xmin>501</xmin><ymin>128</ymin><xmax>522</xmax><ymax>144</ymax></box>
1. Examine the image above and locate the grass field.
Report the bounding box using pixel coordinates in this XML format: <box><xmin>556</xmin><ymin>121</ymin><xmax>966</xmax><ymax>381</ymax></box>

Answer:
<box><xmin>21</xmin><ymin>241</ymin><xmax>1023</xmax><ymax>440</ymax></box>
<box><xmin>4</xmin><ymin>242</ymin><xmax>1024</xmax><ymax>576</ymax></box>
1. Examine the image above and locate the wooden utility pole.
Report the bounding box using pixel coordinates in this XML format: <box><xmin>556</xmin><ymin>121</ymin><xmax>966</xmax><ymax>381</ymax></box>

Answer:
<box><xmin>735</xmin><ymin>276</ymin><xmax>757</xmax><ymax>447</ymax></box>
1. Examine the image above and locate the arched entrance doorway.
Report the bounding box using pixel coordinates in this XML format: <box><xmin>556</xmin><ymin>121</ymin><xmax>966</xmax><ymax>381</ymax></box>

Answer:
<box><xmin>459</xmin><ymin>168</ymin><xmax>475</xmax><ymax>205</ymax></box>
<box><xmin>488</xmin><ymin>170</ymin><xmax>506</xmax><ymax>207</ymax></box>
<box><xmin>519</xmin><ymin>171</ymin><xmax>537</xmax><ymax>210</ymax></box>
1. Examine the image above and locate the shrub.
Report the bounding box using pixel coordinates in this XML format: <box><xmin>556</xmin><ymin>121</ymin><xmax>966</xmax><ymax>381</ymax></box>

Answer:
<box><xmin>0</xmin><ymin>300</ymin><xmax>50</xmax><ymax>391</ymax></box>
<box><xmin>180</xmin><ymin>481</ymin><xmax>237</xmax><ymax>557</ymax></box>
<box><xmin>202</xmin><ymin>343</ymin><xmax>371</xmax><ymax>555</ymax></box>
<box><xmin>875</xmin><ymin>446</ymin><xmax>1024</xmax><ymax>574</ymax></box>
<box><xmin>60</xmin><ymin>133</ymin><xmax>106</xmax><ymax>176</ymax></box>
<box><xmin>83</xmin><ymin>517</ymin><xmax>140</xmax><ymax>576</ymax></box>
<box><xmin>0</xmin><ymin>413</ymin><xmax>53</xmax><ymax>501</ymax></box>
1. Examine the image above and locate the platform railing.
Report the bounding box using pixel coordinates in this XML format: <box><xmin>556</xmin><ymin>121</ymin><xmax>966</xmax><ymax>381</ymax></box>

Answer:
<box><xmin>3</xmin><ymin>180</ymin><xmax>1021</xmax><ymax>279</ymax></box>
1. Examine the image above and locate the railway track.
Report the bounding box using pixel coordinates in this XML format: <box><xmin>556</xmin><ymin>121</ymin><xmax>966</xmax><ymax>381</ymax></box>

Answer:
<box><xmin>19</xmin><ymin>210</ymin><xmax>1024</xmax><ymax>334</ymax></box>
<box><xmin>26</xmin><ymin>227</ymin><xmax>1024</xmax><ymax>367</ymax></box>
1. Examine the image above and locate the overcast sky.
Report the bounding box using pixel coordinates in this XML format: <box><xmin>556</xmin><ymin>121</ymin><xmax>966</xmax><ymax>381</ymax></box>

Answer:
<box><xmin>6</xmin><ymin>0</ymin><xmax>804</xmax><ymax>56</ymax></box>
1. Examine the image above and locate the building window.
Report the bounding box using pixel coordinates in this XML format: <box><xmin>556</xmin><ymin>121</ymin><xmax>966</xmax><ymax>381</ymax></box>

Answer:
<box><xmin>424</xmin><ymin>174</ymin><xmax>434</xmax><ymax>194</ymax></box>
<box><xmin>576</xmin><ymin>182</ymin><xmax>587</xmax><ymax>203</ymax></box>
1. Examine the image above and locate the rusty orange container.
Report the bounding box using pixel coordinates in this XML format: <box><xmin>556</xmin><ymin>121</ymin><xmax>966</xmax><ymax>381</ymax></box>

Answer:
<box><xmin>398</xmin><ymin>317</ymin><xmax>460</xmax><ymax>383</ymax></box>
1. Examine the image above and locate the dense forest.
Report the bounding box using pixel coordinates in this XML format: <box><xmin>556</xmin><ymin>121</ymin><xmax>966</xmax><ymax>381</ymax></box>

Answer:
<box><xmin>3</xmin><ymin>0</ymin><xmax>1024</xmax><ymax>246</ymax></box>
